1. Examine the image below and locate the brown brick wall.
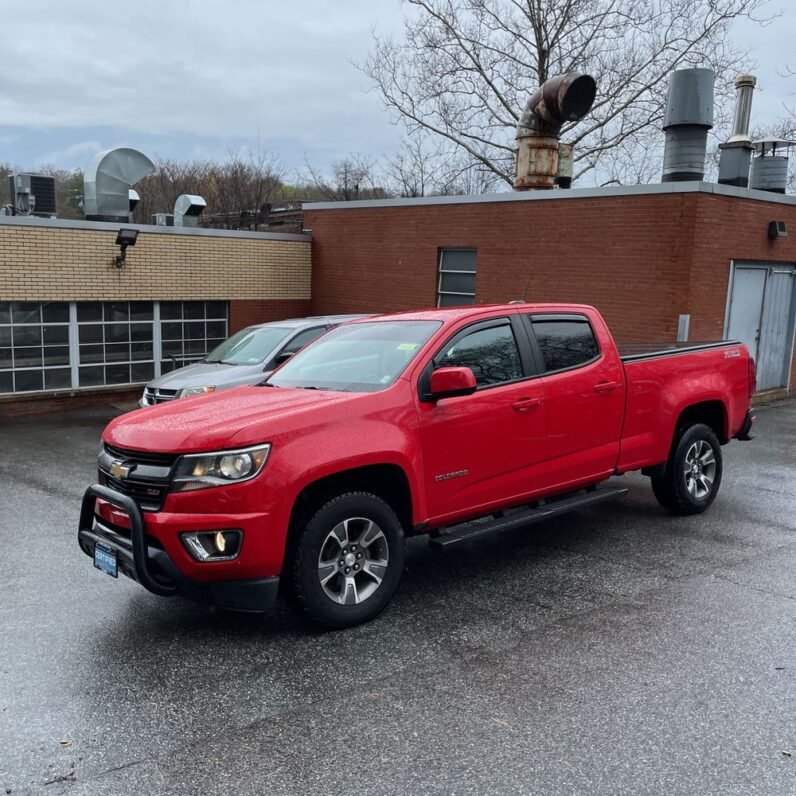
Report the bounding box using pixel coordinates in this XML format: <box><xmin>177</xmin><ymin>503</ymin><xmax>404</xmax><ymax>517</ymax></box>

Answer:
<box><xmin>306</xmin><ymin>191</ymin><xmax>796</xmax><ymax>386</ymax></box>
<box><xmin>0</xmin><ymin>223</ymin><xmax>311</xmax><ymax>301</ymax></box>
<box><xmin>306</xmin><ymin>193</ymin><xmax>700</xmax><ymax>342</ymax></box>
<box><xmin>229</xmin><ymin>299</ymin><xmax>313</xmax><ymax>333</ymax></box>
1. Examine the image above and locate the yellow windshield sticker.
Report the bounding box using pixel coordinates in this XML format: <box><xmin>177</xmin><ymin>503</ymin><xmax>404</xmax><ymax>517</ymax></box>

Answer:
<box><xmin>397</xmin><ymin>343</ymin><xmax>419</xmax><ymax>351</ymax></box>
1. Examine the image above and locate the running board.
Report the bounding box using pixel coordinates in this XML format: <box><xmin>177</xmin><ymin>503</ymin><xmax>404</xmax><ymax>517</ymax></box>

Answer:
<box><xmin>428</xmin><ymin>486</ymin><xmax>629</xmax><ymax>549</ymax></box>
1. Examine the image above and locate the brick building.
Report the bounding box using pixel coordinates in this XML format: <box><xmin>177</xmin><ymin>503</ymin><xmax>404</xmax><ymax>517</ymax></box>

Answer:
<box><xmin>0</xmin><ymin>216</ymin><xmax>310</xmax><ymax>410</ymax></box>
<box><xmin>305</xmin><ymin>182</ymin><xmax>796</xmax><ymax>395</ymax></box>
<box><xmin>1</xmin><ymin>181</ymin><xmax>795</xmax><ymax>412</ymax></box>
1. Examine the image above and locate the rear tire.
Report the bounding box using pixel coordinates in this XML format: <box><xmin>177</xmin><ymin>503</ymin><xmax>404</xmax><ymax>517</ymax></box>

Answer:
<box><xmin>651</xmin><ymin>423</ymin><xmax>723</xmax><ymax>515</ymax></box>
<box><xmin>286</xmin><ymin>492</ymin><xmax>405</xmax><ymax>629</ymax></box>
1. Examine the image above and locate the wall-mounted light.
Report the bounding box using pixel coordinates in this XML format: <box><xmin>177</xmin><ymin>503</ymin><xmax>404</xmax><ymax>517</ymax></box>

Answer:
<box><xmin>113</xmin><ymin>228</ymin><xmax>139</xmax><ymax>267</ymax></box>
<box><xmin>768</xmin><ymin>220</ymin><xmax>787</xmax><ymax>240</ymax></box>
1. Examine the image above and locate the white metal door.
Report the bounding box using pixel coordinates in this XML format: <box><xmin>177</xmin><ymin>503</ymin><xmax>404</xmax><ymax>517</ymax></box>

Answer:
<box><xmin>758</xmin><ymin>270</ymin><xmax>795</xmax><ymax>390</ymax></box>
<box><xmin>727</xmin><ymin>265</ymin><xmax>796</xmax><ymax>391</ymax></box>
<box><xmin>727</xmin><ymin>267</ymin><xmax>767</xmax><ymax>361</ymax></box>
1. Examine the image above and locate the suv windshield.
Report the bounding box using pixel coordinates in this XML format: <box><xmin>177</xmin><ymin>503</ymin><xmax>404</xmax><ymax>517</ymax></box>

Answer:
<box><xmin>267</xmin><ymin>320</ymin><xmax>441</xmax><ymax>392</ymax></box>
<box><xmin>205</xmin><ymin>326</ymin><xmax>292</xmax><ymax>365</ymax></box>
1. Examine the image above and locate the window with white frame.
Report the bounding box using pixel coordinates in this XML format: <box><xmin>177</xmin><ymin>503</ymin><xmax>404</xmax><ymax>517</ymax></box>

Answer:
<box><xmin>437</xmin><ymin>249</ymin><xmax>477</xmax><ymax>307</ymax></box>
<box><xmin>0</xmin><ymin>301</ymin><xmax>228</xmax><ymax>394</ymax></box>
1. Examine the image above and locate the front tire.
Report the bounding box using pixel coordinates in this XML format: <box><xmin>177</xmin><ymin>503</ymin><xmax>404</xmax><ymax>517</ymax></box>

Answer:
<box><xmin>651</xmin><ymin>423</ymin><xmax>723</xmax><ymax>515</ymax></box>
<box><xmin>286</xmin><ymin>492</ymin><xmax>405</xmax><ymax>629</ymax></box>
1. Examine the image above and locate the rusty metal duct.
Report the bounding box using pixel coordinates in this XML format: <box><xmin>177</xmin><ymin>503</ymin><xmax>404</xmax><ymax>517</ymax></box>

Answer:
<box><xmin>173</xmin><ymin>194</ymin><xmax>207</xmax><ymax>227</ymax></box>
<box><xmin>661</xmin><ymin>68</ymin><xmax>714</xmax><ymax>182</ymax></box>
<box><xmin>83</xmin><ymin>147</ymin><xmax>155</xmax><ymax>222</ymax></box>
<box><xmin>514</xmin><ymin>73</ymin><xmax>597</xmax><ymax>190</ymax></box>
<box><xmin>718</xmin><ymin>75</ymin><xmax>757</xmax><ymax>188</ymax></box>
<box><xmin>556</xmin><ymin>143</ymin><xmax>574</xmax><ymax>189</ymax></box>
<box><xmin>749</xmin><ymin>137</ymin><xmax>794</xmax><ymax>194</ymax></box>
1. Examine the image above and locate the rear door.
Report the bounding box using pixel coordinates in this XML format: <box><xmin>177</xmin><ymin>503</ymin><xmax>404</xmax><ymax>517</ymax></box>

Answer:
<box><xmin>524</xmin><ymin>312</ymin><xmax>624</xmax><ymax>489</ymax></box>
<box><xmin>416</xmin><ymin>316</ymin><xmax>547</xmax><ymax>522</ymax></box>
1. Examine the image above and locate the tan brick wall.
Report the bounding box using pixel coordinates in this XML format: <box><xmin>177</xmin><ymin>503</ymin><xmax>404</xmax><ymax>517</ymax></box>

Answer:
<box><xmin>0</xmin><ymin>223</ymin><xmax>311</xmax><ymax>301</ymax></box>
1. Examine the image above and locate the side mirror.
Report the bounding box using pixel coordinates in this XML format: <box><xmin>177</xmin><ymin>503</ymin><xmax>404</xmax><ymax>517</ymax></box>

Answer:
<box><xmin>429</xmin><ymin>366</ymin><xmax>477</xmax><ymax>400</ymax></box>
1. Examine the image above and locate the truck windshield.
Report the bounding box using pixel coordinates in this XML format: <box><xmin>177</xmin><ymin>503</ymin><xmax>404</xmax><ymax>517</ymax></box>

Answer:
<box><xmin>205</xmin><ymin>327</ymin><xmax>293</xmax><ymax>365</ymax></box>
<box><xmin>267</xmin><ymin>320</ymin><xmax>441</xmax><ymax>392</ymax></box>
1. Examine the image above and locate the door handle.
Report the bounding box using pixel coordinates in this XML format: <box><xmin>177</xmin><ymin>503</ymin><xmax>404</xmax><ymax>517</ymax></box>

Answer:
<box><xmin>593</xmin><ymin>381</ymin><xmax>618</xmax><ymax>393</ymax></box>
<box><xmin>513</xmin><ymin>396</ymin><xmax>543</xmax><ymax>411</ymax></box>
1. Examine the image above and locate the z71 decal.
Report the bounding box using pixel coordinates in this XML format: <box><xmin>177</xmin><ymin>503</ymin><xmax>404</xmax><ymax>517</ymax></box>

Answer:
<box><xmin>724</xmin><ymin>349</ymin><xmax>741</xmax><ymax>358</ymax></box>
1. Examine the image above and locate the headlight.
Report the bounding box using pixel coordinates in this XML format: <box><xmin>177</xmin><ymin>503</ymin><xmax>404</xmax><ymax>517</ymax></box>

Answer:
<box><xmin>179</xmin><ymin>385</ymin><xmax>216</xmax><ymax>398</ymax></box>
<box><xmin>172</xmin><ymin>444</ymin><xmax>271</xmax><ymax>492</ymax></box>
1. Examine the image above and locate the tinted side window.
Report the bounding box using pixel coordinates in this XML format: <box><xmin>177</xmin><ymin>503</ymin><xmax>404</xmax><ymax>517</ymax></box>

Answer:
<box><xmin>531</xmin><ymin>318</ymin><xmax>599</xmax><ymax>372</ymax></box>
<box><xmin>436</xmin><ymin>323</ymin><xmax>521</xmax><ymax>387</ymax></box>
<box><xmin>282</xmin><ymin>327</ymin><xmax>326</xmax><ymax>355</ymax></box>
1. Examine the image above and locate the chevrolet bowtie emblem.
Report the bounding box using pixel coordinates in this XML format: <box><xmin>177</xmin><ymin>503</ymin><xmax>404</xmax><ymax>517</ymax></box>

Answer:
<box><xmin>110</xmin><ymin>460</ymin><xmax>134</xmax><ymax>479</ymax></box>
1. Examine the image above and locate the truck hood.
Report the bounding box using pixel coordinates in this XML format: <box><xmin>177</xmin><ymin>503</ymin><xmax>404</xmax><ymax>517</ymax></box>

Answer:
<box><xmin>105</xmin><ymin>386</ymin><xmax>368</xmax><ymax>453</ymax></box>
<box><xmin>146</xmin><ymin>361</ymin><xmax>269</xmax><ymax>391</ymax></box>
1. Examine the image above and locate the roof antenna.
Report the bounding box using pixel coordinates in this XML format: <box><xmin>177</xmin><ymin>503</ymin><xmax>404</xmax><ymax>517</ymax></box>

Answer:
<box><xmin>509</xmin><ymin>275</ymin><xmax>531</xmax><ymax>304</ymax></box>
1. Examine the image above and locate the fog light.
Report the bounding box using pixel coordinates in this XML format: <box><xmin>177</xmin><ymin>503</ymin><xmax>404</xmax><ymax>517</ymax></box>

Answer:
<box><xmin>181</xmin><ymin>530</ymin><xmax>242</xmax><ymax>562</ymax></box>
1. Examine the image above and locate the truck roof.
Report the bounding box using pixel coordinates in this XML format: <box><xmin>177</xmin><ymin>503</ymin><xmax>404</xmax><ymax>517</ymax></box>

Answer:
<box><xmin>347</xmin><ymin>303</ymin><xmax>599</xmax><ymax>323</ymax></box>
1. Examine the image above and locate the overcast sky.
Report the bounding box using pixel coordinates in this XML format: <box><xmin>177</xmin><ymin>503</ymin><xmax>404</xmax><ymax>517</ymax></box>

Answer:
<box><xmin>0</xmin><ymin>0</ymin><xmax>793</xmax><ymax>179</ymax></box>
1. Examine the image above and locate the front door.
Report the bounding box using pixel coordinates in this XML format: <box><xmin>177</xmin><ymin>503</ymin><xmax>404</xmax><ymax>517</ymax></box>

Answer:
<box><xmin>416</xmin><ymin>317</ymin><xmax>547</xmax><ymax>523</ymax></box>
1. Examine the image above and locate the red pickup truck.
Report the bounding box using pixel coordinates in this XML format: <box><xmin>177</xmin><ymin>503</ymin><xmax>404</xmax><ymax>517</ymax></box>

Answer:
<box><xmin>78</xmin><ymin>304</ymin><xmax>755</xmax><ymax>628</ymax></box>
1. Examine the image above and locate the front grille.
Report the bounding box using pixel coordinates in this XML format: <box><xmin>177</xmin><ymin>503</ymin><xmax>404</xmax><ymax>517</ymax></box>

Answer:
<box><xmin>143</xmin><ymin>388</ymin><xmax>179</xmax><ymax>405</ymax></box>
<box><xmin>100</xmin><ymin>444</ymin><xmax>179</xmax><ymax>511</ymax></box>
<box><xmin>104</xmin><ymin>444</ymin><xmax>178</xmax><ymax>467</ymax></box>
<box><xmin>99</xmin><ymin>473</ymin><xmax>169</xmax><ymax>511</ymax></box>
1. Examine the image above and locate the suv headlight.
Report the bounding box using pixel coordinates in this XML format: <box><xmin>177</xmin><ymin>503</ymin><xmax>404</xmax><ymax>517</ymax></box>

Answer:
<box><xmin>172</xmin><ymin>444</ymin><xmax>271</xmax><ymax>492</ymax></box>
<box><xmin>180</xmin><ymin>385</ymin><xmax>216</xmax><ymax>398</ymax></box>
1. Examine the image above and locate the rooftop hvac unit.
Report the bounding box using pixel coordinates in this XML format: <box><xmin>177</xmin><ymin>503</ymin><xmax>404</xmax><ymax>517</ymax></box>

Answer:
<box><xmin>152</xmin><ymin>213</ymin><xmax>174</xmax><ymax>226</ymax></box>
<box><xmin>7</xmin><ymin>173</ymin><xmax>57</xmax><ymax>217</ymax></box>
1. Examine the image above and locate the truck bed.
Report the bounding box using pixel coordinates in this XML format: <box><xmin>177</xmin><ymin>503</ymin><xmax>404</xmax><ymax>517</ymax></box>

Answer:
<box><xmin>617</xmin><ymin>339</ymin><xmax>741</xmax><ymax>363</ymax></box>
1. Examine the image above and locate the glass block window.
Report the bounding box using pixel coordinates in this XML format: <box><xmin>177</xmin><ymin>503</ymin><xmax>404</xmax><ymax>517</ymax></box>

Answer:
<box><xmin>160</xmin><ymin>301</ymin><xmax>229</xmax><ymax>373</ymax></box>
<box><xmin>76</xmin><ymin>301</ymin><xmax>156</xmax><ymax>388</ymax></box>
<box><xmin>0</xmin><ymin>300</ymin><xmax>228</xmax><ymax>394</ymax></box>
<box><xmin>0</xmin><ymin>301</ymin><xmax>71</xmax><ymax>393</ymax></box>
<box><xmin>438</xmin><ymin>249</ymin><xmax>477</xmax><ymax>307</ymax></box>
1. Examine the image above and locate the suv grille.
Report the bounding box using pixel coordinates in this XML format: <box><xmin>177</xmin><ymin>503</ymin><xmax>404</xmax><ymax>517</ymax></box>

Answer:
<box><xmin>142</xmin><ymin>387</ymin><xmax>179</xmax><ymax>405</ymax></box>
<box><xmin>99</xmin><ymin>444</ymin><xmax>180</xmax><ymax>512</ymax></box>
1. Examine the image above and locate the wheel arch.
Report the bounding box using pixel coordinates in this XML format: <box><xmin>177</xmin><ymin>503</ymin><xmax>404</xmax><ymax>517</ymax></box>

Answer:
<box><xmin>674</xmin><ymin>399</ymin><xmax>729</xmax><ymax>444</ymax></box>
<box><xmin>284</xmin><ymin>463</ymin><xmax>414</xmax><ymax>572</ymax></box>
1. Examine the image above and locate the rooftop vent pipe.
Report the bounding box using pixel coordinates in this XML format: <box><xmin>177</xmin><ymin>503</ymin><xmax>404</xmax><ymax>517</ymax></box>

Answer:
<box><xmin>661</xmin><ymin>68</ymin><xmax>714</xmax><ymax>182</ymax></box>
<box><xmin>718</xmin><ymin>75</ymin><xmax>756</xmax><ymax>188</ymax></box>
<box><xmin>173</xmin><ymin>194</ymin><xmax>207</xmax><ymax>227</ymax></box>
<box><xmin>749</xmin><ymin>137</ymin><xmax>793</xmax><ymax>194</ymax></box>
<box><xmin>514</xmin><ymin>73</ymin><xmax>596</xmax><ymax>190</ymax></box>
<box><xmin>83</xmin><ymin>147</ymin><xmax>155</xmax><ymax>223</ymax></box>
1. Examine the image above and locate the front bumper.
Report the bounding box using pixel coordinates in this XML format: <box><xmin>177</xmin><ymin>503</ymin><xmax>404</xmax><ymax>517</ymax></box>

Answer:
<box><xmin>736</xmin><ymin>408</ymin><xmax>755</xmax><ymax>441</ymax></box>
<box><xmin>77</xmin><ymin>484</ymin><xmax>279</xmax><ymax>613</ymax></box>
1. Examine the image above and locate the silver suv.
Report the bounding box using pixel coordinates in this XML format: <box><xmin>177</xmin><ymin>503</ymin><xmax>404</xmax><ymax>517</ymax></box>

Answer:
<box><xmin>139</xmin><ymin>315</ymin><xmax>367</xmax><ymax>407</ymax></box>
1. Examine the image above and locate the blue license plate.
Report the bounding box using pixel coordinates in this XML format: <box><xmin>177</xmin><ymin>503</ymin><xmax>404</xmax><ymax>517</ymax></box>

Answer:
<box><xmin>94</xmin><ymin>543</ymin><xmax>118</xmax><ymax>578</ymax></box>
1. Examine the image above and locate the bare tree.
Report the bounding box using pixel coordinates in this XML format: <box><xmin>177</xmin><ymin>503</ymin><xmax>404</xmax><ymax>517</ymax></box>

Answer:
<box><xmin>362</xmin><ymin>0</ymin><xmax>771</xmax><ymax>187</ymax></box>
<box><xmin>303</xmin><ymin>154</ymin><xmax>390</xmax><ymax>200</ymax></box>
<box><xmin>132</xmin><ymin>150</ymin><xmax>285</xmax><ymax>228</ymax></box>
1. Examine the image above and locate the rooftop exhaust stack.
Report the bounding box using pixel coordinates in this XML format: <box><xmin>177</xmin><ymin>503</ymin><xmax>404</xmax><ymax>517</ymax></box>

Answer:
<box><xmin>514</xmin><ymin>73</ymin><xmax>596</xmax><ymax>190</ymax></box>
<box><xmin>749</xmin><ymin>138</ymin><xmax>793</xmax><ymax>194</ymax></box>
<box><xmin>83</xmin><ymin>147</ymin><xmax>155</xmax><ymax>223</ymax></box>
<box><xmin>718</xmin><ymin>75</ymin><xmax>756</xmax><ymax>187</ymax></box>
<box><xmin>128</xmin><ymin>189</ymin><xmax>140</xmax><ymax>220</ymax></box>
<box><xmin>173</xmin><ymin>194</ymin><xmax>207</xmax><ymax>227</ymax></box>
<box><xmin>661</xmin><ymin>68</ymin><xmax>714</xmax><ymax>182</ymax></box>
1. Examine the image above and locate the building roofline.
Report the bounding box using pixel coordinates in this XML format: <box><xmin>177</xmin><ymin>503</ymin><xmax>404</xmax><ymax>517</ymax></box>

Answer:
<box><xmin>0</xmin><ymin>214</ymin><xmax>311</xmax><ymax>242</ymax></box>
<box><xmin>304</xmin><ymin>181</ymin><xmax>796</xmax><ymax>211</ymax></box>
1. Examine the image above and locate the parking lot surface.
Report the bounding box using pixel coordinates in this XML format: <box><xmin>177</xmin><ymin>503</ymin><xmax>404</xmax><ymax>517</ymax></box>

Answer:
<box><xmin>1</xmin><ymin>399</ymin><xmax>795</xmax><ymax>795</ymax></box>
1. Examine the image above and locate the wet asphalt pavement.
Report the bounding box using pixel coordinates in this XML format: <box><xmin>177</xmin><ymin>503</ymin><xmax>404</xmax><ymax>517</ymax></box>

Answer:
<box><xmin>1</xmin><ymin>400</ymin><xmax>795</xmax><ymax>795</ymax></box>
